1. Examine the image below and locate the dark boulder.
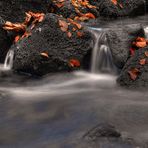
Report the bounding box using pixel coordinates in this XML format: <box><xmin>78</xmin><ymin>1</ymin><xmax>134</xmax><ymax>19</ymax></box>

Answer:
<box><xmin>83</xmin><ymin>123</ymin><xmax>121</xmax><ymax>141</ymax></box>
<box><xmin>11</xmin><ymin>13</ymin><xmax>93</xmax><ymax>76</ymax></box>
<box><xmin>106</xmin><ymin>24</ymin><xmax>145</xmax><ymax>69</ymax></box>
<box><xmin>0</xmin><ymin>0</ymin><xmax>50</xmax><ymax>22</ymax></box>
<box><xmin>117</xmin><ymin>47</ymin><xmax>148</xmax><ymax>88</ymax></box>
<box><xmin>82</xmin><ymin>123</ymin><xmax>138</xmax><ymax>148</ymax></box>
<box><xmin>92</xmin><ymin>0</ymin><xmax>146</xmax><ymax>18</ymax></box>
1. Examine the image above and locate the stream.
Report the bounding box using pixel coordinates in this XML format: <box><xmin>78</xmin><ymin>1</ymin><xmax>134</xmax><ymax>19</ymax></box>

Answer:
<box><xmin>0</xmin><ymin>15</ymin><xmax>148</xmax><ymax>148</ymax></box>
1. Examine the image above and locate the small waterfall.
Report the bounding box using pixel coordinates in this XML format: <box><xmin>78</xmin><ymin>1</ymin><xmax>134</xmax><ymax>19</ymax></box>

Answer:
<box><xmin>90</xmin><ymin>28</ymin><xmax>117</xmax><ymax>74</ymax></box>
<box><xmin>4</xmin><ymin>50</ymin><xmax>14</xmax><ymax>70</ymax></box>
<box><xmin>144</xmin><ymin>26</ymin><xmax>148</xmax><ymax>39</ymax></box>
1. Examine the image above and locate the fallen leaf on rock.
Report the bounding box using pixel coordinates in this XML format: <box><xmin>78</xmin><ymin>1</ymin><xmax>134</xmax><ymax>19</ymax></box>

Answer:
<box><xmin>119</xmin><ymin>3</ymin><xmax>123</xmax><ymax>8</ymax></box>
<box><xmin>74</xmin><ymin>12</ymin><xmax>95</xmax><ymax>21</ymax></box>
<box><xmin>111</xmin><ymin>0</ymin><xmax>117</xmax><ymax>5</ymax></box>
<box><xmin>67</xmin><ymin>31</ymin><xmax>72</xmax><ymax>38</ymax></box>
<box><xmin>77</xmin><ymin>31</ymin><xmax>83</xmax><ymax>37</ymax></box>
<box><xmin>40</xmin><ymin>52</ymin><xmax>49</xmax><ymax>58</ymax></box>
<box><xmin>133</xmin><ymin>37</ymin><xmax>147</xmax><ymax>48</ymax></box>
<box><xmin>128</xmin><ymin>68</ymin><xmax>140</xmax><ymax>81</ymax></box>
<box><xmin>145</xmin><ymin>51</ymin><xmax>148</xmax><ymax>57</ymax></box>
<box><xmin>53</xmin><ymin>0</ymin><xmax>64</xmax><ymax>8</ymax></box>
<box><xmin>24</xmin><ymin>12</ymin><xmax>32</xmax><ymax>25</ymax></box>
<box><xmin>22</xmin><ymin>31</ymin><xmax>32</xmax><ymax>39</ymax></box>
<box><xmin>14</xmin><ymin>35</ymin><xmax>21</xmax><ymax>43</ymax></box>
<box><xmin>72</xmin><ymin>27</ymin><xmax>77</xmax><ymax>32</ymax></box>
<box><xmin>83</xmin><ymin>13</ymin><xmax>96</xmax><ymax>19</ymax></box>
<box><xmin>55</xmin><ymin>3</ymin><xmax>64</xmax><ymax>8</ymax></box>
<box><xmin>27</xmin><ymin>11</ymin><xmax>45</xmax><ymax>23</ymax></box>
<box><xmin>135</xmin><ymin>41</ymin><xmax>147</xmax><ymax>48</ymax></box>
<box><xmin>69</xmin><ymin>59</ymin><xmax>80</xmax><ymax>67</ymax></box>
<box><xmin>139</xmin><ymin>58</ymin><xmax>146</xmax><ymax>65</ymax></box>
<box><xmin>67</xmin><ymin>18</ymin><xmax>82</xmax><ymax>29</ymax></box>
<box><xmin>59</xmin><ymin>20</ymin><xmax>68</xmax><ymax>32</ymax></box>
<box><xmin>3</xmin><ymin>21</ymin><xmax>26</xmax><ymax>32</ymax></box>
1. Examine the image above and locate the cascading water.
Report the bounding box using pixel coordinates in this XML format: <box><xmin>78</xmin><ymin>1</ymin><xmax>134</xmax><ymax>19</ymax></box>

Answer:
<box><xmin>90</xmin><ymin>28</ymin><xmax>117</xmax><ymax>74</ymax></box>
<box><xmin>144</xmin><ymin>26</ymin><xmax>148</xmax><ymax>39</ymax></box>
<box><xmin>3</xmin><ymin>49</ymin><xmax>14</xmax><ymax>70</ymax></box>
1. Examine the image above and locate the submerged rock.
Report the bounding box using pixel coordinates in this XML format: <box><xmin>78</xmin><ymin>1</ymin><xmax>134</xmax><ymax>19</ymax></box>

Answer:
<box><xmin>117</xmin><ymin>47</ymin><xmax>148</xmax><ymax>88</ymax></box>
<box><xmin>82</xmin><ymin>123</ymin><xmax>138</xmax><ymax>148</ymax></box>
<box><xmin>11</xmin><ymin>13</ymin><xmax>93</xmax><ymax>76</ymax></box>
<box><xmin>106</xmin><ymin>24</ymin><xmax>145</xmax><ymax>69</ymax></box>
<box><xmin>83</xmin><ymin>123</ymin><xmax>121</xmax><ymax>141</ymax></box>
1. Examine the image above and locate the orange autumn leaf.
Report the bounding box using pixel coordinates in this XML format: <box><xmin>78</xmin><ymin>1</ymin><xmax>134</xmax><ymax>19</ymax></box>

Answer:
<box><xmin>67</xmin><ymin>31</ymin><xmax>72</xmax><ymax>38</ymax></box>
<box><xmin>83</xmin><ymin>13</ymin><xmax>96</xmax><ymax>19</ymax></box>
<box><xmin>144</xmin><ymin>51</ymin><xmax>148</xmax><ymax>57</ymax></box>
<box><xmin>133</xmin><ymin>37</ymin><xmax>147</xmax><ymax>48</ymax></box>
<box><xmin>21</xmin><ymin>31</ymin><xmax>32</xmax><ymax>39</ymax></box>
<box><xmin>77</xmin><ymin>31</ymin><xmax>83</xmax><ymax>37</ymax></box>
<box><xmin>3</xmin><ymin>21</ymin><xmax>26</xmax><ymax>32</ymax></box>
<box><xmin>24</xmin><ymin>12</ymin><xmax>32</xmax><ymax>25</ymax></box>
<box><xmin>128</xmin><ymin>68</ymin><xmax>140</xmax><ymax>81</ymax></box>
<box><xmin>139</xmin><ymin>58</ymin><xmax>146</xmax><ymax>65</ymax></box>
<box><xmin>14</xmin><ymin>35</ymin><xmax>21</xmax><ymax>43</ymax></box>
<box><xmin>74</xmin><ymin>13</ymin><xmax>96</xmax><ymax>21</ymax></box>
<box><xmin>135</xmin><ymin>41</ymin><xmax>147</xmax><ymax>48</ymax></box>
<box><xmin>71</xmin><ymin>0</ymin><xmax>96</xmax><ymax>9</ymax></box>
<box><xmin>119</xmin><ymin>3</ymin><xmax>123</xmax><ymax>8</ymax></box>
<box><xmin>53</xmin><ymin>0</ymin><xmax>64</xmax><ymax>8</ymax></box>
<box><xmin>67</xmin><ymin>18</ymin><xmax>82</xmax><ymax>29</ymax></box>
<box><xmin>59</xmin><ymin>20</ymin><xmax>68</xmax><ymax>32</ymax></box>
<box><xmin>40</xmin><ymin>52</ymin><xmax>49</xmax><ymax>58</ymax></box>
<box><xmin>72</xmin><ymin>27</ymin><xmax>77</xmax><ymax>32</ymax></box>
<box><xmin>69</xmin><ymin>59</ymin><xmax>80</xmax><ymax>67</ymax></box>
<box><xmin>55</xmin><ymin>3</ymin><xmax>64</xmax><ymax>8</ymax></box>
<box><xmin>111</xmin><ymin>0</ymin><xmax>117</xmax><ymax>5</ymax></box>
<box><xmin>27</xmin><ymin>11</ymin><xmax>45</xmax><ymax>23</ymax></box>
<box><xmin>74</xmin><ymin>16</ymin><xmax>88</xmax><ymax>21</ymax></box>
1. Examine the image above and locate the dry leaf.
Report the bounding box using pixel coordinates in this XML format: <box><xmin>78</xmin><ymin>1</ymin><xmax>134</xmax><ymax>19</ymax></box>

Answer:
<box><xmin>67</xmin><ymin>31</ymin><xmax>72</xmax><ymax>38</ymax></box>
<box><xmin>133</xmin><ymin>37</ymin><xmax>147</xmax><ymax>48</ymax></box>
<box><xmin>128</xmin><ymin>68</ymin><xmax>140</xmax><ymax>80</ymax></box>
<box><xmin>77</xmin><ymin>31</ymin><xmax>83</xmax><ymax>37</ymax></box>
<box><xmin>144</xmin><ymin>51</ymin><xmax>148</xmax><ymax>57</ymax></box>
<box><xmin>59</xmin><ymin>20</ymin><xmax>68</xmax><ymax>32</ymax></box>
<box><xmin>22</xmin><ymin>31</ymin><xmax>32</xmax><ymax>39</ymax></box>
<box><xmin>3</xmin><ymin>21</ymin><xmax>26</xmax><ymax>32</ymax></box>
<box><xmin>40</xmin><ymin>52</ymin><xmax>49</xmax><ymax>58</ymax></box>
<box><xmin>111</xmin><ymin>0</ymin><xmax>117</xmax><ymax>5</ymax></box>
<box><xmin>69</xmin><ymin>59</ymin><xmax>80</xmax><ymax>67</ymax></box>
<box><xmin>139</xmin><ymin>58</ymin><xmax>146</xmax><ymax>65</ymax></box>
<box><xmin>14</xmin><ymin>35</ymin><xmax>21</xmax><ymax>43</ymax></box>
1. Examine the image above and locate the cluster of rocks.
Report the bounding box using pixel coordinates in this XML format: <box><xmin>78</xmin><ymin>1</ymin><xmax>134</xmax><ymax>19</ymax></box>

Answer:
<box><xmin>0</xmin><ymin>0</ymin><xmax>147</xmax><ymax>87</ymax></box>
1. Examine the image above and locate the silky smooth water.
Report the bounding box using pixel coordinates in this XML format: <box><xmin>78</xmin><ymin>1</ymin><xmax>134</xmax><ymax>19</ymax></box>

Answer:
<box><xmin>0</xmin><ymin>72</ymin><xmax>147</xmax><ymax>148</ymax></box>
<box><xmin>0</xmin><ymin>15</ymin><xmax>148</xmax><ymax>148</ymax></box>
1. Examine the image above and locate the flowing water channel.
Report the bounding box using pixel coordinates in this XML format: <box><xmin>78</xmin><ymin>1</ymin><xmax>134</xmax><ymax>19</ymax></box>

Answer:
<box><xmin>0</xmin><ymin>15</ymin><xmax>148</xmax><ymax>148</ymax></box>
